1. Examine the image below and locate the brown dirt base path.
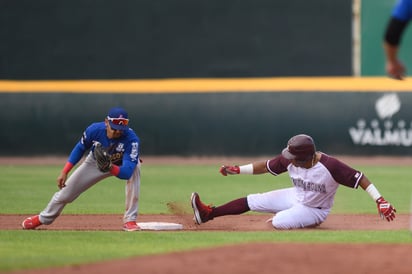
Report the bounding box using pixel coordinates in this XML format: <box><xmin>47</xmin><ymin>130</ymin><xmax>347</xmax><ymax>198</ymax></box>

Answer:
<box><xmin>2</xmin><ymin>213</ymin><xmax>411</xmax><ymax>274</ymax></box>
<box><xmin>1</xmin><ymin>213</ymin><xmax>410</xmax><ymax>231</ymax></box>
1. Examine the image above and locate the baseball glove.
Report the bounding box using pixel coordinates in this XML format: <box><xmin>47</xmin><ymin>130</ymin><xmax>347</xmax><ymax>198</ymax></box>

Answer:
<box><xmin>93</xmin><ymin>142</ymin><xmax>112</xmax><ymax>172</ymax></box>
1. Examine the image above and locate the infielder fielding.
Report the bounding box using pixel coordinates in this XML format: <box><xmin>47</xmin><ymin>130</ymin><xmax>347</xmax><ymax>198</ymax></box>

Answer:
<box><xmin>191</xmin><ymin>134</ymin><xmax>396</xmax><ymax>229</ymax></box>
<box><xmin>22</xmin><ymin>107</ymin><xmax>142</xmax><ymax>231</ymax></box>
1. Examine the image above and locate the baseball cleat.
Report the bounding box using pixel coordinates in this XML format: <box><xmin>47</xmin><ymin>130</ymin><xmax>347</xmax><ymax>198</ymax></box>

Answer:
<box><xmin>22</xmin><ymin>215</ymin><xmax>42</xmax><ymax>230</ymax></box>
<box><xmin>123</xmin><ymin>221</ymin><xmax>141</xmax><ymax>232</ymax></box>
<box><xmin>190</xmin><ymin>192</ymin><xmax>214</xmax><ymax>225</ymax></box>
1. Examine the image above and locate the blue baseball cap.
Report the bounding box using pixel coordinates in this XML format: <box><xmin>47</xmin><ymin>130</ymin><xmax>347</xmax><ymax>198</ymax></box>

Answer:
<box><xmin>107</xmin><ymin>107</ymin><xmax>129</xmax><ymax>131</ymax></box>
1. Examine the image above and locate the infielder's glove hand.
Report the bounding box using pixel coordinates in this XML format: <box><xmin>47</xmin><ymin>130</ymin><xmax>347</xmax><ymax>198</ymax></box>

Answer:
<box><xmin>376</xmin><ymin>197</ymin><xmax>396</xmax><ymax>222</ymax></box>
<box><xmin>93</xmin><ymin>142</ymin><xmax>112</xmax><ymax>172</ymax></box>
<box><xmin>219</xmin><ymin>165</ymin><xmax>240</xmax><ymax>176</ymax></box>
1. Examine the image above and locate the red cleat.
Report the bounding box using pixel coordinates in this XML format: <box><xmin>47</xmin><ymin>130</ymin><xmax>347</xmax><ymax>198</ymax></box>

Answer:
<box><xmin>190</xmin><ymin>192</ymin><xmax>214</xmax><ymax>225</ymax></box>
<box><xmin>123</xmin><ymin>221</ymin><xmax>141</xmax><ymax>232</ymax></box>
<box><xmin>22</xmin><ymin>215</ymin><xmax>42</xmax><ymax>230</ymax></box>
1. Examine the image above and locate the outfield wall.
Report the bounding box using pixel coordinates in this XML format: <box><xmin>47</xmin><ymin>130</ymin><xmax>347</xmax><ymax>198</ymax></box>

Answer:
<box><xmin>1</xmin><ymin>78</ymin><xmax>412</xmax><ymax>156</ymax></box>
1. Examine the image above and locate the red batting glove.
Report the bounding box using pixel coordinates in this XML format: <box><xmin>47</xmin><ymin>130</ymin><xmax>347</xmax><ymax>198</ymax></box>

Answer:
<box><xmin>376</xmin><ymin>197</ymin><xmax>396</xmax><ymax>222</ymax></box>
<box><xmin>219</xmin><ymin>165</ymin><xmax>240</xmax><ymax>176</ymax></box>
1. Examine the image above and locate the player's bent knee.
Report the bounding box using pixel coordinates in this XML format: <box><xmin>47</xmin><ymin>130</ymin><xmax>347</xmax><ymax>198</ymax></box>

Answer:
<box><xmin>271</xmin><ymin>214</ymin><xmax>309</xmax><ymax>230</ymax></box>
<box><xmin>271</xmin><ymin>217</ymin><xmax>294</xmax><ymax>230</ymax></box>
<box><xmin>272</xmin><ymin>222</ymin><xmax>292</xmax><ymax>230</ymax></box>
<box><xmin>272</xmin><ymin>216</ymin><xmax>322</xmax><ymax>230</ymax></box>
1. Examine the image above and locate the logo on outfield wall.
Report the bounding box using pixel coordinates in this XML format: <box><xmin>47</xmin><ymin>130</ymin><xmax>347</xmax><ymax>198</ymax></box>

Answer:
<box><xmin>349</xmin><ymin>93</ymin><xmax>412</xmax><ymax>146</ymax></box>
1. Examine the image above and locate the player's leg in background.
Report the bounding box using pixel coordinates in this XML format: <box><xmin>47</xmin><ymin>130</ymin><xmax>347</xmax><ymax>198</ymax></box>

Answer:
<box><xmin>124</xmin><ymin>162</ymin><xmax>141</xmax><ymax>223</ymax></box>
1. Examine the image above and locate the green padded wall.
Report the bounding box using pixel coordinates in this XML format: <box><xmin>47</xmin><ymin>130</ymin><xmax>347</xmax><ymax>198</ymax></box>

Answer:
<box><xmin>2</xmin><ymin>91</ymin><xmax>412</xmax><ymax>156</ymax></box>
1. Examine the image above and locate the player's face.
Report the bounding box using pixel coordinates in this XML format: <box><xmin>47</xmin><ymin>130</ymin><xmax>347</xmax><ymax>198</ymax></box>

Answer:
<box><xmin>105</xmin><ymin>120</ymin><xmax>123</xmax><ymax>139</ymax></box>
<box><xmin>291</xmin><ymin>159</ymin><xmax>310</xmax><ymax>168</ymax></box>
<box><xmin>291</xmin><ymin>155</ymin><xmax>315</xmax><ymax>169</ymax></box>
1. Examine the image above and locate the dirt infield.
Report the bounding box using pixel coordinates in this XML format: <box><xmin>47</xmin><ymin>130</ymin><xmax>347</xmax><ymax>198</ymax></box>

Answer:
<box><xmin>2</xmin><ymin>213</ymin><xmax>411</xmax><ymax>274</ymax></box>
<box><xmin>1</xmin><ymin>213</ymin><xmax>410</xmax><ymax>231</ymax></box>
<box><xmin>6</xmin><ymin>242</ymin><xmax>412</xmax><ymax>274</ymax></box>
<box><xmin>2</xmin><ymin>155</ymin><xmax>412</xmax><ymax>274</ymax></box>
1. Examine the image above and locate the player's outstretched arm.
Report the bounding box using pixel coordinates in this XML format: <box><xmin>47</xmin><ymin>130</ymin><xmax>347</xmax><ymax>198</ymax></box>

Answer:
<box><xmin>219</xmin><ymin>161</ymin><xmax>267</xmax><ymax>176</ymax></box>
<box><xmin>360</xmin><ymin>177</ymin><xmax>396</xmax><ymax>222</ymax></box>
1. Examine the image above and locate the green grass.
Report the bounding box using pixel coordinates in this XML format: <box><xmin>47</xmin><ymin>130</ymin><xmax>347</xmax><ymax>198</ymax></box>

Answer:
<box><xmin>1</xmin><ymin>163</ymin><xmax>411</xmax><ymax>271</ymax></box>
<box><xmin>1</xmin><ymin>230</ymin><xmax>411</xmax><ymax>271</ymax></box>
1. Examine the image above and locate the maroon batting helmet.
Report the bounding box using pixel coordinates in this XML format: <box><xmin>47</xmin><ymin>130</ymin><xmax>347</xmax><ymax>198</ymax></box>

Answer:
<box><xmin>282</xmin><ymin>134</ymin><xmax>316</xmax><ymax>161</ymax></box>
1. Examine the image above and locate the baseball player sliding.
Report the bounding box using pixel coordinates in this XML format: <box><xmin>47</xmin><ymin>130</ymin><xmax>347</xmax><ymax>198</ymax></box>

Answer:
<box><xmin>191</xmin><ymin>134</ymin><xmax>396</xmax><ymax>229</ymax></box>
<box><xmin>22</xmin><ymin>107</ymin><xmax>142</xmax><ymax>231</ymax></box>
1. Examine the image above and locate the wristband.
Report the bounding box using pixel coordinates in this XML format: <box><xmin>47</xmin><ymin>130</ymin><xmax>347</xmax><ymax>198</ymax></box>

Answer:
<box><xmin>365</xmin><ymin>184</ymin><xmax>382</xmax><ymax>201</ymax></box>
<box><xmin>62</xmin><ymin>162</ymin><xmax>74</xmax><ymax>174</ymax></box>
<box><xmin>110</xmin><ymin>164</ymin><xmax>120</xmax><ymax>176</ymax></box>
<box><xmin>239</xmin><ymin>164</ymin><xmax>253</xmax><ymax>175</ymax></box>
